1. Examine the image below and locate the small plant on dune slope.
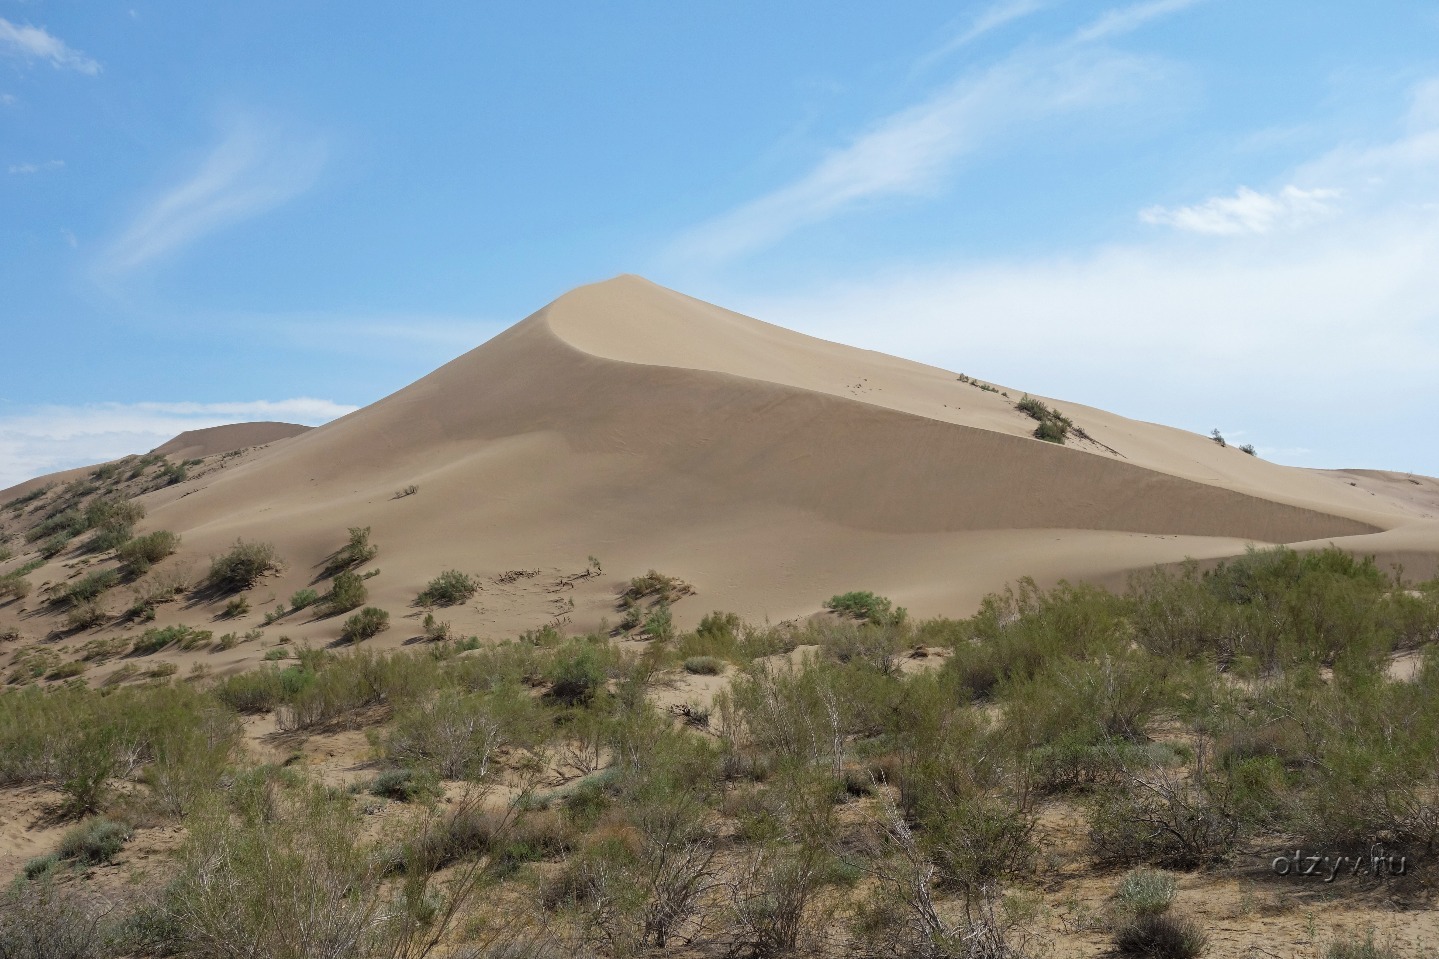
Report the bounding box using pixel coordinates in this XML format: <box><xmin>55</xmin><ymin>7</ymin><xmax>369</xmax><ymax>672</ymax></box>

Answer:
<box><xmin>340</xmin><ymin>606</ymin><xmax>389</xmax><ymax>643</ymax></box>
<box><xmin>823</xmin><ymin>590</ymin><xmax>906</xmax><ymax>625</ymax></box>
<box><xmin>206</xmin><ymin>540</ymin><xmax>280</xmax><ymax>593</ymax></box>
<box><xmin>416</xmin><ymin>569</ymin><xmax>477</xmax><ymax>607</ymax></box>
<box><xmin>1017</xmin><ymin>394</ymin><xmax>1074</xmax><ymax>445</ymax></box>
<box><xmin>325</xmin><ymin>570</ymin><xmax>367</xmax><ymax>614</ymax></box>
<box><xmin>116</xmin><ymin>529</ymin><xmax>180</xmax><ymax>576</ymax></box>
<box><xmin>322</xmin><ymin>526</ymin><xmax>378</xmax><ymax>576</ymax></box>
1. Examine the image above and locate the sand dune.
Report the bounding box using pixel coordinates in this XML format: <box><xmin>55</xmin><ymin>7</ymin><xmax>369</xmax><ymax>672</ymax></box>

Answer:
<box><xmin>2</xmin><ymin>276</ymin><xmax>1436</xmax><ymax>671</ymax></box>
<box><xmin>150</xmin><ymin>421</ymin><xmax>311</xmax><ymax>460</ymax></box>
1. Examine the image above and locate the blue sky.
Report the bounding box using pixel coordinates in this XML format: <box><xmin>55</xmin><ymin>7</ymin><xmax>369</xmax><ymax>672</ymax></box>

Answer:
<box><xmin>3</xmin><ymin>1</ymin><xmax>1439</xmax><ymax>487</ymax></box>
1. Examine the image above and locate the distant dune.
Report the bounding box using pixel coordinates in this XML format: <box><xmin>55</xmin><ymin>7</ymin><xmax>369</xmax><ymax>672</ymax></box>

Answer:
<box><xmin>150</xmin><ymin>422</ymin><xmax>312</xmax><ymax>460</ymax></box>
<box><xmin>2</xmin><ymin>275</ymin><xmax>1437</xmax><ymax>675</ymax></box>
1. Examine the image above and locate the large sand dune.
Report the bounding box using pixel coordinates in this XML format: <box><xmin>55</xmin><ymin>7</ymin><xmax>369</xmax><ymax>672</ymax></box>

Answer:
<box><xmin>3</xmin><ymin>276</ymin><xmax>1437</xmax><ymax>666</ymax></box>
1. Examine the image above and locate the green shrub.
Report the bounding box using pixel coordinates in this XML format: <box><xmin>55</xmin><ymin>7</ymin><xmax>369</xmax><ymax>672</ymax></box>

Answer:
<box><xmin>548</xmin><ymin>644</ymin><xmax>610</xmax><ymax>705</ymax></box>
<box><xmin>223</xmin><ymin>596</ymin><xmax>250</xmax><ymax>618</ymax></box>
<box><xmin>325</xmin><ymin>570</ymin><xmax>367</xmax><ymax>613</ymax></box>
<box><xmin>21</xmin><ymin>854</ymin><xmax>58</xmax><ymax>880</ymax></box>
<box><xmin>0</xmin><ymin>574</ymin><xmax>33</xmax><ymax>602</ymax></box>
<box><xmin>322</xmin><ymin>526</ymin><xmax>378</xmax><ymax>576</ymax></box>
<box><xmin>1325</xmin><ymin>938</ymin><xmax>1403</xmax><ymax>959</ymax></box>
<box><xmin>46</xmin><ymin>660</ymin><xmax>88</xmax><ymax>681</ymax></box>
<box><xmin>131</xmin><ymin>624</ymin><xmax>212</xmax><ymax>656</ymax></box>
<box><xmin>642</xmin><ymin>602</ymin><xmax>675</xmax><ymax>641</ymax></box>
<box><xmin>416</xmin><ymin>569</ymin><xmax>477</xmax><ymax>606</ymax></box>
<box><xmin>205</xmin><ymin>540</ymin><xmax>279</xmax><ymax>593</ymax></box>
<box><xmin>683</xmin><ymin>655</ymin><xmax>725</xmax><ymax>675</ymax></box>
<box><xmin>1018</xmin><ymin>395</ymin><xmax>1073</xmax><ymax>444</ymax></box>
<box><xmin>63</xmin><ymin>569</ymin><xmax>118</xmax><ymax>606</ymax></box>
<box><xmin>38</xmin><ymin>533</ymin><xmax>71</xmax><ymax>558</ymax></box>
<box><xmin>116</xmin><ymin>530</ymin><xmax>180</xmax><ymax>575</ymax></box>
<box><xmin>289</xmin><ymin>587</ymin><xmax>319</xmax><ymax>610</ymax></box>
<box><xmin>340</xmin><ymin>607</ymin><xmax>389</xmax><ymax>644</ymax></box>
<box><xmin>824</xmin><ymin>590</ymin><xmax>905</xmax><ymax>625</ymax></box>
<box><xmin>1113</xmin><ymin>912</ymin><xmax>1207</xmax><ymax>958</ymax></box>
<box><xmin>1116</xmin><ymin>868</ymin><xmax>1177</xmax><ymax>917</ymax></box>
<box><xmin>57</xmin><ymin>816</ymin><xmax>132</xmax><ymax>865</ymax></box>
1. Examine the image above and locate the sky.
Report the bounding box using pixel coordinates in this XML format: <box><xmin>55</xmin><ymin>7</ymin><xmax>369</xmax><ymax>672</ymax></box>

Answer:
<box><xmin>3</xmin><ymin>1</ymin><xmax>1439</xmax><ymax>488</ymax></box>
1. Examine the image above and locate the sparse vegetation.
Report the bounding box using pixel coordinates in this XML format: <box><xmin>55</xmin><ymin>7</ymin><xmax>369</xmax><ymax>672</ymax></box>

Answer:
<box><xmin>1210</xmin><ymin>428</ymin><xmax>1226</xmax><ymax>447</ymax></box>
<box><xmin>0</xmin><ymin>542</ymin><xmax>1435</xmax><ymax>956</ymax></box>
<box><xmin>416</xmin><ymin>568</ymin><xmax>478</xmax><ymax>606</ymax></box>
<box><xmin>322</xmin><ymin>525</ymin><xmax>379</xmax><ymax>576</ymax></box>
<box><xmin>116</xmin><ymin>529</ymin><xmax>180</xmax><ymax>575</ymax></box>
<box><xmin>1018</xmin><ymin>394</ymin><xmax>1074</xmax><ymax>444</ymax></box>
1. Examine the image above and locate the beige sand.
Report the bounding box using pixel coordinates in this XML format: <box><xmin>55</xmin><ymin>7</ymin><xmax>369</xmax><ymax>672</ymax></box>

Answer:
<box><xmin>2</xmin><ymin>275</ymin><xmax>1436</xmax><ymax>676</ymax></box>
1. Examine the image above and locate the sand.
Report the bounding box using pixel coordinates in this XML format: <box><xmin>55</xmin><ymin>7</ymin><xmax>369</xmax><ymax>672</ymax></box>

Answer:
<box><xmin>1</xmin><ymin>274</ymin><xmax>1437</xmax><ymax>676</ymax></box>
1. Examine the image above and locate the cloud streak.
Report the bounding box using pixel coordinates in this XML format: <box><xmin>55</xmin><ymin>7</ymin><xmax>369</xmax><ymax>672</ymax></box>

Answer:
<box><xmin>7</xmin><ymin>159</ymin><xmax>65</xmax><ymax>175</ymax></box>
<box><xmin>0</xmin><ymin>398</ymin><xmax>356</xmax><ymax>490</ymax></box>
<box><xmin>100</xmin><ymin>118</ymin><xmax>326</xmax><ymax>275</ymax></box>
<box><xmin>672</xmin><ymin>48</ymin><xmax>1165</xmax><ymax>262</ymax></box>
<box><xmin>0</xmin><ymin>18</ymin><xmax>100</xmax><ymax>75</ymax></box>
<box><xmin>1140</xmin><ymin>185</ymin><xmax>1342</xmax><ymax>235</ymax></box>
<box><xmin>1072</xmin><ymin>0</ymin><xmax>1207</xmax><ymax>43</ymax></box>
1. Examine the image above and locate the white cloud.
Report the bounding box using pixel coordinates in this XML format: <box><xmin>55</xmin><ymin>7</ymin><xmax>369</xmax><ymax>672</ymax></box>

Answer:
<box><xmin>0</xmin><ymin>398</ymin><xmax>356</xmax><ymax>490</ymax></box>
<box><xmin>99</xmin><ymin>117</ymin><xmax>326</xmax><ymax>275</ymax></box>
<box><xmin>916</xmin><ymin>0</ymin><xmax>1053</xmax><ymax>69</ymax></box>
<box><xmin>672</xmin><ymin>48</ymin><xmax>1166</xmax><ymax>262</ymax></box>
<box><xmin>1072</xmin><ymin>0</ymin><xmax>1207</xmax><ymax>43</ymax></box>
<box><xmin>0</xmin><ymin>17</ymin><xmax>100</xmax><ymax>75</ymax></box>
<box><xmin>1139</xmin><ymin>185</ymin><xmax>1342</xmax><ymax>235</ymax></box>
<box><xmin>0</xmin><ymin>93</ymin><xmax>16</xmax><ymax>106</ymax></box>
<box><xmin>7</xmin><ymin>159</ymin><xmax>64</xmax><ymax>175</ymax></box>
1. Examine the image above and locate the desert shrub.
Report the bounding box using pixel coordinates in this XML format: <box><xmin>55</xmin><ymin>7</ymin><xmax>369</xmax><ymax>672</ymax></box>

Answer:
<box><xmin>547</xmin><ymin>643</ymin><xmax>614</xmax><ymax>705</ymax></box>
<box><xmin>212</xmin><ymin>665</ymin><xmax>314</xmax><ymax>714</ymax></box>
<box><xmin>416</xmin><ymin>569</ymin><xmax>477</xmax><ymax>607</ymax></box>
<box><xmin>116</xmin><ymin>529</ymin><xmax>180</xmax><ymax>575</ymax></box>
<box><xmin>1088</xmin><ymin>756</ymin><xmax>1240</xmax><ymax>868</ymax></box>
<box><xmin>340</xmin><ymin>606</ymin><xmax>389</xmax><ymax>643</ymax></box>
<box><xmin>726</xmin><ymin>845</ymin><xmax>831</xmax><ymax>957</ymax></box>
<box><xmin>205</xmin><ymin>539</ymin><xmax>279</xmax><ymax>592</ymax></box>
<box><xmin>63</xmin><ymin>569</ymin><xmax>119</xmax><ymax>606</ymax></box>
<box><xmin>157</xmin><ymin>461</ymin><xmax>187</xmax><ymax>485</ymax></box>
<box><xmin>0</xmin><ymin>881</ymin><xmax>120</xmax><ymax>959</ymax></box>
<box><xmin>824</xmin><ymin>590</ymin><xmax>905</xmax><ymax>625</ymax></box>
<box><xmin>26</xmin><ymin>507</ymin><xmax>86</xmax><ymax>544</ymax></box>
<box><xmin>369</xmin><ymin>767</ymin><xmax>440</xmax><ymax>803</ymax></box>
<box><xmin>131</xmin><ymin>624</ymin><xmax>212</xmax><ymax>656</ymax></box>
<box><xmin>1116</xmin><ymin>868</ymin><xmax>1177</xmax><ymax>917</ymax></box>
<box><xmin>57</xmin><ymin>816</ymin><xmax>132</xmax><ymax>865</ymax></box>
<box><xmin>46</xmin><ymin>660</ymin><xmax>88</xmax><ymax>681</ymax></box>
<box><xmin>290</xmin><ymin>587</ymin><xmax>319</xmax><ymax>610</ymax></box>
<box><xmin>683</xmin><ymin>655</ymin><xmax>725</xmax><ymax>675</ymax></box>
<box><xmin>1325</xmin><ymin>939</ymin><xmax>1404</xmax><ymax>959</ymax></box>
<box><xmin>621</xmin><ymin>569</ymin><xmax>691</xmax><ymax>605</ymax></box>
<box><xmin>0</xmin><ymin>573</ymin><xmax>32</xmax><ymax>602</ymax></box>
<box><xmin>642</xmin><ymin>602</ymin><xmax>674</xmax><ymax>641</ymax></box>
<box><xmin>1239</xmin><ymin>443</ymin><xmax>1257</xmax><ymax>456</ymax></box>
<box><xmin>325</xmin><ymin>570</ymin><xmax>368</xmax><ymax>613</ymax></box>
<box><xmin>421</xmin><ymin>612</ymin><xmax>451</xmax><ymax>641</ymax></box>
<box><xmin>1018</xmin><ymin>395</ymin><xmax>1073</xmax><ymax>444</ymax></box>
<box><xmin>64</xmin><ymin>600</ymin><xmax>109</xmax><ymax>631</ymax></box>
<box><xmin>22</xmin><ymin>854</ymin><xmax>58</xmax><ymax>881</ymax></box>
<box><xmin>222</xmin><ymin>596</ymin><xmax>250</xmax><ymax>618</ymax></box>
<box><xmin>38</xmin><ymin>533</ymin><xmax>71</xmax><ymax>558</ymax></box>
<box><xmin>323</xmin><ymin>526</ymin><xmax>378</xmax><ymax>576</ymax></box>
<box><xmin>381</xmin><ymin>688</ymin><xmax>531</xmax><ymax>780</ymax></box>
<box><xmin>1113</xmin><ymin>912</ymin><xmax>1207</xmax><ymax>958</ymax></box>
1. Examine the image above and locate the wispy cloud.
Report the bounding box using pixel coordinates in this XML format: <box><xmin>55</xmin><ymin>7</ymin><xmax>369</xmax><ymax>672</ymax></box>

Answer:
<box><xmin>100</xmin><ymin>117</ymin><xmax>326</xmax><ymax>275</ymax></box>
<box><xmin>7</xmin><ymin>159</ymin><xmax>65</xmax><ymax>175</ymax></box>
<box><xmin>0</xmin><ymin>93</ymin><xmax>17</xmax><ymax>106</ymax></box>
<box><xmin>0</xmin><ymin>17</ymin><xmax>100</xmax><ymax>75</ymax></box>
<box><xmin>1072</xmin><ymin>0</ymin><xmax>1207</xmax><ymax>43</ymax></box>
<box><xmin>0</xmin><ymin>398</ymin><xmax>355</xmax><ymax>490</ymax></box>
<box><xmin>916</xmin><ymin>0</ymin><xmax>1053</xmax><ymax>70</ymax></box>
<box><xmin>1140</xmin><ymin>185</ymin><xmax>1342</xmax><ymax>235</ymax></box>
<box><xmin>672</xmin><ymin>48</ymin><xmax>1165</xmax><ymax>262</ymax></box>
